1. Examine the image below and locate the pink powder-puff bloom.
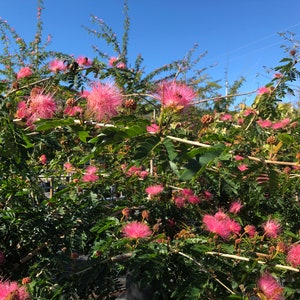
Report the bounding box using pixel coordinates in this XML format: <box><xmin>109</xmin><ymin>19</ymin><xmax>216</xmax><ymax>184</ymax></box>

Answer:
<box><xmin>229</xmin><ymin>201</ymin><xmax>243</xmax><ymax>214</ymax></box>
<box><xmin>87</xmin><ymin>82</ymin><xmax>123</xmax><ymax>122</ymax></box>
<box><xmin>145</xmin><ymin>184</ymin><xmax>164</xmax><ymax>197</ymax></box>
<box><xmin>174</xmin><ymin>189</ymin><xmax>200</xmax><ymax>206</ymax></box>
<box><xmin>17</xmin><ymin>66</ymin><xmax>32</xmax><ymax>79</ymax></box>
<box><xmin>181</xmin><ymin>188</ymin><xmax>194</xmax><ymax>197</ymax></box>
<box><xmin>257</xmin><ymin>86</ymin><xmax>271</xmax><ymax>95</ymax></box>
<box><xmin>116</xmin><ymin>62</ymin><xmax>126</xmax><ymax>69</ymax></box>
<box><xmin>203</xmin><ymin>190</ymin><xmax>213</xmax><ymax>200</ymax></box>
<box><xmin>122</xmin><ymin>221</ymin><xmax>152</xmax><ymax>239</ymax></box>
<box><xmin>64</xmin><ymin>105</ymin><xmax>83</xmax><ymax>117</ymax></box>
<box><xmin>147</xmin><ymin>123</ymin><xmax>160</xmax><ymax>134</ymax></box>
<box><xmin>220</xmin><ymin>113</ymin><xmax>232</xmax><ymax>121</ymax></box>
<box><xmin>243</xmin><ymin>109</ymin><xmax>256</xmax><ymax>117</ymax></box>
<box><xmin>85</xmin><ymin>165</ymin><xmax>98</xmax><ymax>174</ymax></box>
<box><xmin>274</xmin><ymin>73</ymin><xmax>283</xmax><ymax>79</ymax></box>
<box><xmin>238</xmin><ymin>164</ymin><xmax>248</xmax><ymax>172</ymax></box>
<box><xmin>257</xmin><ymin>119</ymin><xmax>273</xmax><ymax>128</ymax></box>
<box><xmin>263</xmin><ymin>219</ymin><xmax>281</xmax><ymax>238</ymax></box>
<box><xmin>82</xmin><ymin>165</ymin><xmax>99</xmax><ymax>182</ymax></box>
<box><xmin>202</xmin><ymin>214</ymin><xmax>231</xmax><ymax>239</ymax></box>
<box><xmin>272</xmin><ymin>118</ymin><xmax>290</xmax><ymax>130</ymax></box>
<box><xmin>244</xmin><ymin>225</ymin><xmax>257</xmax><ymax>238</ymax></box>
<box><xmin>290</xmin><ymin>121</ymin><xmax>297</xmax><ymax>128</ymax></box>
<box><xmin>187</xmin><ymin>195</ymin><xmax>201</xmax><ymax>204</ymax></box>
<box><xmin>64</xmin><ymin>162</ymin><xmax>74</xmax><ymax>173</ymax></box>
<box><xmin>153</xmin><ymin>80</ymin><xmax>196</xmax><ymax>111</ymax></box>
<box><xmin>139</xmin><ymin>170</ymin><xmax>148</xmax><ymax>179</ymax></box>
<box><xmin>39</xmin><ymin>154</ymin><xmax>47</xmax><ymax>165</ymax></box>
<box><xmin>237</xmin><ymin>118</ymin><xmax>244</xmax><ymax>125</ymax></box>
<box><xmin>108</xmin><ymin>56</ymin><xmax>118</xmax><ymax>67</ymax></box>
<box><xmin>80</xmin><ymin>90</ymin><xmax>90</xmax><ymax>98</ymax></box>
<box><xmin>28</xmin><ymin>93</ymin><xmax>57</xmax><ymax>124</ymax></box>
<box><xmin>0</xmin><ymin>279</ymin><xmax>30</xmax><ymax>300</ymax></box>
<box><xmin>76</xmin><ymin>56</ymin><xmax>92</xmax><ymax>66</ymax></box>
<box><xmin>49</xmin><ymin>59</ymin><xmax>66</xmax><ymax>72</ymax></box>
<box><xmin>173</xmin><ymin>196</ymin><xmax>186</xmax><ymax>208</ymax></box>
<box><xmin>126</xmin><ymin>165</ymin><xmax>142</xmax><ymax>177</ymax></box>
<box><xmin>257</xmin><ymin>272</ymin><xmax>284</xmax><ymax>300</ymax></box>
<box><xmin>226</xmin><ymin>219</ymin><xmax>241</xmax><ymax>235</ymax></box>
<box><xmin>15</xmin><ymin>101</ymin><xmax>30</xmax><ymax>119</ymax></box>
<box><xmin>286</xmin><ymin>244</ymin><xmax>300</xmax><ymax>267</ymax></box>
<box><xmin>234</xmin><ymin>155</ymin><xmax>244</xmax><ymax>161</ymax></box>
<box><xmin>214</xmin><ymin>210</ymin><xmax>228</xmax><ymax>221</ymax></box>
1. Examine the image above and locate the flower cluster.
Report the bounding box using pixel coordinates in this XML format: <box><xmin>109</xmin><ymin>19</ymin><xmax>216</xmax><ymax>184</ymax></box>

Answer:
<box><xmin>173</xmin><ymin>188</ymin><xmax>200</xmax><ymax>207</ymax></box>
<box><xmin>203</xmin><ymin>210</ymin><xmax>241</xmax><ymax>239</ymax></box>
<box><xmin>15</xmin><ymin>91</ymin><xmax>57</xmax><ymax>127</ymax></box>
<box><xmin>82</xmin><ymin>165</ymin><xmax>99</xmax><ymax>182</ymax></box>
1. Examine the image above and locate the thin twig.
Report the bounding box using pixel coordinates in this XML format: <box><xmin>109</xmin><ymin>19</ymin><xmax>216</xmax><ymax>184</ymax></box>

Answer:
<box><xmin>5</xmin><ymin>78</ymin><xmax>51</xmax><ymax>97</ymax></box>
<box><xmin>175</xmin><ymin>251</ymin><xmax>236</xmax><ymax>295</ymax></box>
<box><xmin>206</xmin><ymin>251</ymin><xmax>299</xmax><ymax>272</ymax></box>
<box><xmin>167</xmin><ymin>135</ymin><xmax>299</xmax><ymax>167</ymax></box>
<box><xmin>192</xmin><ymin>90</ymin><xmax>257</xmax><ymax>105</ymax></box>
<box><xmin>166</xmin><ymin>135</ymin><xmax>211</xmax><ymax>148</ymax></box>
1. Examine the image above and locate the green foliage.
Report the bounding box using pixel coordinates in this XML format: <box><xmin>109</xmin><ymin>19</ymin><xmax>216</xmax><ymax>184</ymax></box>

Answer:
<box><xmin>1</xmin><ymin>2</ymin><xmax>300</xmax><ymax>300</ymax></box>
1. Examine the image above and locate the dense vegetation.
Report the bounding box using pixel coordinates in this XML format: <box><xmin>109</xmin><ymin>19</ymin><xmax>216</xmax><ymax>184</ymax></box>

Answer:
<box><xmin>0</xmin><ymin>1</ymin><xmax>300</xmax><ymax>299</ymax></box>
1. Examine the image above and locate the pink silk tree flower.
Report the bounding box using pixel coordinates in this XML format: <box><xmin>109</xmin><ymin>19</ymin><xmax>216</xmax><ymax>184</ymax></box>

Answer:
<box><xmin>82</xmin><ymin>165</ymin><xmax>99</xmax><ymax>182</ymax></box>
<box><xmin>257</xmin><ymin>272</ymin><xmax>284</xmax><ymax>300</ymax></box>
<box><xmin>286</xmin><ymin>244</ymin><xmax>300</xmax><ymax>267</ymax></box>
<box><xmin>238</xmin><ymin>164</ymin><xmax>248</xmax><ymax>172</ymax></box>
<box><xmin>76</xmin><ymin>56</ymin><xmax>92</xmax><ymax>66</ymax></box>
<box><xmin>0</xmin><ymin>279</ymin><xmax>30</xmax><ymax>300</ymax></box>
<box><xmin>243</xmin><ymin>109</ymin><xmax>256</xmax><ymax>117</ymax></box>
<box><xmin>145</xmin><ymin>184</ymin><xmax>164</xmax><ymax>197</ymax></box>
<box><xmin>15</xmin><ymin>101</ymin><xmax>30</xmax><ymax>119</ymax></box>
<box><xmin>202</xmin><ymin>215</ymin><xmax>231</xmax><ymax>239</ymax></box>
<box><xmin>203</xmin><ymin>190</ymin><xmax>213</xmax><ymax>200</ymax></box>
<box><xmin>257</xmin><ymin>86</ymin><xmax>271</xmax><ymax>95</ymax></box>
<box><xmin>263</xmin><ymin>219</ymin><xmax>281</xmax><ymax>238</ymax></box>
<box><xmin>116</xmin><ymin>62</ymin><xmax>126</xmax><ymax>69</ymax></box>
<box><xmin>219</xmin><ymin>113</ymin><xmax>232</xmax><ymax>121</ymax></box>
<box><xmin>108</xmin><ymin>56</ymin><xmax>118</xmax><ymax>67</ymax></box>
<box><xmin>122</xmin><ymin>221</ymin><xmax>152</xmax><ymax>239</ymax></box>
<box><xmin>64</xmin><ymin>162</ymin><xmax>74</xmax><ymax>173</ymax></box>
<box><xmin>244</xmin><ymin>225</ymin><xmax>257</xmax><ymax>238</ymax></box>
<box><xmin>272</xmin><ymin>118</ymin><xmax>290</xmax><ymax>130</ymax></box>
<box><xmin>16</xmin><ymin>66</ymin><xmax>32</xmax><ymax>79</ymax></box>
<box><xmin>39</xmin><ymin>154</ymin><xmax>47</xmax><ymax>165</ymax></box>
<box><xmin>28</xmin><ymin>93</ymin><xmax>57</xmax><ymax>122</ymax></box>
<box><xmin>225</xmin><ymin>219</ymin><xmax>241</xmax><ymax>235</ymax></box>
<box><xmin>87</xmin><ymin>82</ymin><xmax>123</xmax><ymax>122</ymax></box>
<box><xmin>146</xmin><ymin>123</ymin><xmax>160</xmax><ymax>134</ymax></box>
<box><xmin>234</xmin><ymin>155</ymin><xmax>244</xmax><ymax>161</ymax></box>
<box><xmin>49</xmin><ymin>59</ymin><xmax>66</xmax><ymax>72</ymax></box>
<box><xmin>214</xmin><ymin>210</ymin><xmax>228</xmax><ymax>221</ymax></box>
<box><xmin>173</xmin><ymin>196</ymin><xmax>186</xmax><ymax>208</ymax></box>
<box><xmin>64</xmin><ymin>105</ymin><xmax>83</xmax><ymax>117</ymax></box>
<box><xmin>257</xmin><ymin>119</ymin><xmax>273</xmax><ymax>128</ymax></box>
<box><xmin>229</xmin><ymin>201</ymin><xmax>243</xmax><ymax>214</ymax></box>
<box><xmin>153</xmin><ymin>80</ymin><xmax>196</xmax><ymax>111</ymax></box>
<box><xmin>187</xmin><ymin>194</ymin><xmax>201</xmax><ymax>204</ymax></box>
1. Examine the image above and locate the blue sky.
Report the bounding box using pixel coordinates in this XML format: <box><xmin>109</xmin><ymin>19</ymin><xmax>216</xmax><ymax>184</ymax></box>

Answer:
<box><xmin>1</xmin><ymin>0</ymin><xmax>300</xmax><ymax>104</ymax></box>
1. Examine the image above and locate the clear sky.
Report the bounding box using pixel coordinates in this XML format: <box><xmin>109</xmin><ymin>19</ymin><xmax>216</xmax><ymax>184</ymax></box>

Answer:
<box><xmin>1</xmin><ymin>0</ymin><xmax>300</xmax><ymax>104</ymax></box>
